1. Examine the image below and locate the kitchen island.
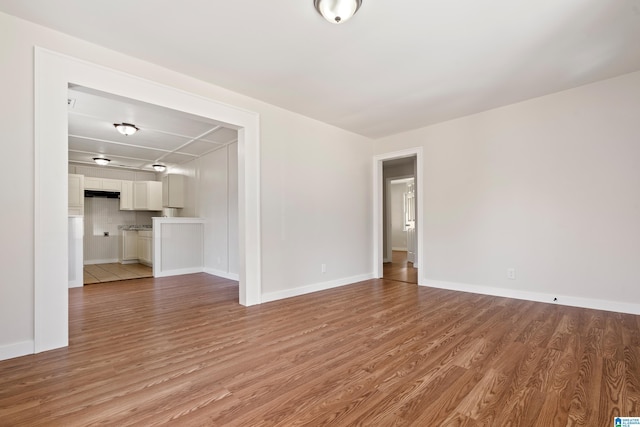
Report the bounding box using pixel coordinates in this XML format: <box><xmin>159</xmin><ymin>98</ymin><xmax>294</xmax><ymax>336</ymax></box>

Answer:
<box><xmin>152</xmin><ymin>217</ymin><xmax>205</xmax><ymax>278</ymax></box>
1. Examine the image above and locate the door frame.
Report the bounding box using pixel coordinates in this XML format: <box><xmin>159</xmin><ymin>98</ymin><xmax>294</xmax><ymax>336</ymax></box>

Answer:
<box><xmin>373</xmin><ymin>147</ymin><xmax>424</xmax><ymax>282</ymax></box>
<box><xmin>34</xmin><ymin>47</ymin><xmax>262</xmax><ymax>353</ymax></box>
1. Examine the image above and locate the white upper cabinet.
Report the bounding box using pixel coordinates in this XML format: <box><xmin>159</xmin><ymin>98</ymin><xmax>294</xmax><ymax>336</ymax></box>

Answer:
<box><xmin>134</xmin><ymin>181</ymin><xmax>162</xmax><ymax>211</ymax></box>
<box><xmin>83</xmin><ymin>176</ymin><xmax>102</xmax><ymax>190</ymax></box>
<box><xmin>68</xmin><ymin>174</ymin><xmax>84</xmax><ymax>216</ymax></box>
<box><xmin>162</xmin><ymin>174</ymin><xmax>185</xmax><ymax>208</ymax></box>
<box><xmin>80</xmin><ymin>175</ymin><xmax>162</xmax><ymax>211</ymax></box>
<box><xmin>120</xmin><ymin>180</ymin><xmax>133</xmax><ymax>211</ymax></box>
<box><xmin>84</xmin><ymin>177</ymin><xmax>122</xmax><ymax>192</ymax></box>
<box><xmin>102</xmin><ymin>178</ymin><xmax>122</xmax><ymax>192</ymax></box>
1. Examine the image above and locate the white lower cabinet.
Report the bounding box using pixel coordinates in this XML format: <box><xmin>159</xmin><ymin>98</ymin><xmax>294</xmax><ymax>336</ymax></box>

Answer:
<box><xmin>121</xmin><ymin>230</ymin><xmax>153</xmax><ymax>266</ymax></box>
<box><xmin>121</xmin><ymin>230</ymin><xmax>138</xmax><ymax>262</ymax></box>
<box><xmin>137</xmin><ymin>231</ymin><xmax>153</xmax><ymax>266</ymax></box>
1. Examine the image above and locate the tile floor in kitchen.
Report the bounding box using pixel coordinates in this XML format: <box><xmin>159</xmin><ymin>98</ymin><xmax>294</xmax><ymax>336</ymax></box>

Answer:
<box><xmin>84</xmin><ymin>263</ymin><xmax>152</xmax><ymax>284</ymax></box>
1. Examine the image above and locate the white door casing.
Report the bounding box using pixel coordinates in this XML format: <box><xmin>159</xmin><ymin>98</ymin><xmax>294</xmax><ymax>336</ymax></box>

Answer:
<box><xmin>404</xmin><ymin>180</ymin><xmax>416</xmax><ymax>264</ymax></box>
<box><xmin>34</xmin><ymin>47</ymin><xmax>262</xmax><ymax>354</ymax></box>
<box><xmin>373</xmin><ymin>148</ymin><xmax>423</xmax><ymax>282</ymax></box>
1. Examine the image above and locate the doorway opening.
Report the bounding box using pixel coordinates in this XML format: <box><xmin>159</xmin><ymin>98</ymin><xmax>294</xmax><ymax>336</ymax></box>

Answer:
<box><xmin>383</xmin><ymin>176</ymin><xmax>417</xmax><ymax>284</ymax></box>
<box><xmin>35</xmin><ymin>48</ymin><xmax>261</xmax><ymax>354</ymax></box>
<box><xmin>373</xmin><ymin>147</ymin><xmax>423</xmax><ymax>284</ymax></box>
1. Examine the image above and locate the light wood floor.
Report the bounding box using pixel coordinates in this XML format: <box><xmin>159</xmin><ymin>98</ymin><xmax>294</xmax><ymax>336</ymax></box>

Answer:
<box><xmin>383</xmin><ymin>250</ymin><xmax>418</xmax><ymax>284</ymax></box>
<box><xmin>1</xmin><ymin>274</ymin><xmax>639</xmax><ymax>425</ymax></box>
<box><xmin>84</xmin><ymin>262</ymin><xmax>152</xmax><ymax>285</ymax></box>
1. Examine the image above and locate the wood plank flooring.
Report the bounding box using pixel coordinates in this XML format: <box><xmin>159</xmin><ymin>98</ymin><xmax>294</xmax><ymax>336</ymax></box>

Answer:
<box><xmin>84</xmin><ymin>262</ymin><xmax>152</xmax><ymax>284</ymax></box>
<box><xmin>1</xmin><ymin>274</ymin><xmax>639</xmax><ymax>425</ymax></box>
<box><xmin>383</xmin><ymin>250</ymin><xmax>418</xmax><ymax>284</ymax></box>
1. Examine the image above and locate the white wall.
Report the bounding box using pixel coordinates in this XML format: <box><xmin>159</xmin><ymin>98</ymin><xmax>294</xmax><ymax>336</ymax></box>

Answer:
<box><xmin>177</xmin><ymin>142</ymin><xmax>239</xmax><ymax>279</ymax></box>
<box><xmin>0</xmin><ymin>12</ymin><xmax>374</xmax><ymax>359</ymax></box>
<box><xmin>374</xmin><ymin>71</ymin><xmax>640</xmax><ymax>313</ymax></box>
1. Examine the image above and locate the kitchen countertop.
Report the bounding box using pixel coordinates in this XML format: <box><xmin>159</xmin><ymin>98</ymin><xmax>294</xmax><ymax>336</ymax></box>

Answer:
<box><xmin>118</xmin><ymin>225</ymin><xmax>153</xmax><ymax>230</ymax></box>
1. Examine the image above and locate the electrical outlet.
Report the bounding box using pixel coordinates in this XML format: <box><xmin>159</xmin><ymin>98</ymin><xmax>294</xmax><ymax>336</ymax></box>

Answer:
<box><xmin>321</xmin><ymin>264</ymin><xmax>326</xmax><ymax>273</ymax></box>
<box><xmin>507</xmin><ymin>268</ymin><xmax>516</xmax><ymax>280</ymax></box>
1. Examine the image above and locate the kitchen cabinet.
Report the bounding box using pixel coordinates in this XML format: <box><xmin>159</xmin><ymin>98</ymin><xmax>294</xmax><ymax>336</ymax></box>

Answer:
<box><xmin>137</xmin><ymin>230</ymin><xmax>153</xmax><ymax>266</ymax></box>
<box><xmin>120</xmin><ymin>180</ymin><xmax>133</xmax><ymax>210</ymax></box>
<box><xmin>84</xmin><ymin>176</ymin><xmax>102</xmax><ymax>190</ymax></box>
<box><xmin>84</xmin><ymin>177</ymin><xmax>122</xmax><ymax>192</ymax></box>
<box><xmin>162</xmin><ymin>174</ymin><xmax>185</xmax><ymax>208</ymax></box>
<box><xmin>68</xmin><ymin>174</ymin><xmax>84</xmax><ymax>215</ymax></box>
<box><xmin>102</xmin><ymin>178</ymin><xmax>122</xmax><ymax>192</ymax></box>
<box><xmin>121</xmin><ymin>230</ymin><xmax>138</xmax><ymax>262</ymax></box>
<box><xmin>133</xmin><ymin>181</ymin><xmax>162</xmax><ymax>211</ymax></box>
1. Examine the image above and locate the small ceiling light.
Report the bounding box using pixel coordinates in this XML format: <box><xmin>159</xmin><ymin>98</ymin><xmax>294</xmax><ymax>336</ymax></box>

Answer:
<box><xmin>93</xmin><ymin>157</ymin><xmax>111</xmax><ymax>166</ymax></box>
<box><xmin>314</xmin><ymin>0</ymin><xmax>362</xmax><ymax>24</ymax></box>
<box><xmin>152</xmin><ymin>164</ymin><xmax>167</xmax><ymax>172</ymax></box>
<box><xmin>113</xmin><ymin>123</ymin><xmax>139</xmax><ymax>136</ymax></box>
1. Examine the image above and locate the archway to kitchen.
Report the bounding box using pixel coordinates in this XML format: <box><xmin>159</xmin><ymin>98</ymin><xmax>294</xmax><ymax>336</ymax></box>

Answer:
<box><xmin>34</xmin><ymin>48</ymin><xmax>262</xmax><ymax>354</ymax></box>
<box><xmin>67</xmin><ymin>85</ymin><xmax>241</xmax><ymax>286</ymax></box>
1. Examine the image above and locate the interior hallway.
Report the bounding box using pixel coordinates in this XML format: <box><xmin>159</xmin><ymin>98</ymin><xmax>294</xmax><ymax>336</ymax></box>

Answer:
<box><xmin>383</xmin><ymin>250</ymin><xmax>417</xmax><ymax>284</ymax></box>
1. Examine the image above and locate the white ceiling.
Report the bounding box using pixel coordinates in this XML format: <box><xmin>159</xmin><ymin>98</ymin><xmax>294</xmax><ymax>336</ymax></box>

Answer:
<box><xmin>68</xmin><ymin>86</ymin><xmax>238</xmax><ymax>171</ymax></box>
<box><xmin>2</xmin><ymin>0</ymin><xmax>640</xmax><ymax>138</ymax></box>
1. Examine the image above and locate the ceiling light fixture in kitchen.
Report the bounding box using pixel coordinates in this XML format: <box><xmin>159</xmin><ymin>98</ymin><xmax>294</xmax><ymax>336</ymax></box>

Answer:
<box><xmin>152</xmin><ymin>164</ymin><xmax>167</xmax><ymax>172</ymax></box>
<box><xmin>113</xmin><ymin>122</ymin><xmax>139</xmax><ymax>136</ymax></box>
<box><xmin>93</xmin><ymin>157</ymin><xmax>111</xmax><ymax>166</ymax></box>
<box><xmin>314</xmin><ymin>0</ymin><xmax>362</xmax><ymax>24</ymax></box>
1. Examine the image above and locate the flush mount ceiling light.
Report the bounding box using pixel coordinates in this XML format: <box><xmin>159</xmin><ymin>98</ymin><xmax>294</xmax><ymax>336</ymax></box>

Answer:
<box><xmin>113</xmin><ymin>122</ymin><xmax>139</xmax><ymax>136</ymax></box>
<box><xmin>152</xmin><ymin>164</ymin><xmax>167</xmax><ymax>172</ymax></box>
<box><xmin>314</xmin><ymin>0</ymin><xmax>362</xmax><ymax>24</ymax></box>
<box><xmin>93</xmin><ymin>157</ymin><xmax>111</xmax><ymax>166</ymax></box>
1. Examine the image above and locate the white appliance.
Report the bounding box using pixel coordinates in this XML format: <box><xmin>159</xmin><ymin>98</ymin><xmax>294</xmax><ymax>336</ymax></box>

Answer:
<box><xmin>68</xmin><ymin>216</ymin><xmax>84</xmax><ymax>288</ymax></box>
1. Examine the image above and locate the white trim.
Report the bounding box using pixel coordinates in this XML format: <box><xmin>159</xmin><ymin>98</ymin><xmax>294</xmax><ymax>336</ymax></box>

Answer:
<box><xmin>424</xmin><ymin>279</ymin><xmax>640</xmax><ymax>315</ymax></box>
<box><xmin>373</xmin><ymin>148</ymin><xmax>424</xmax><ymax>281</ymax></box>
<box><xmin>34</xmin><ymin>47</ymin><xmax>262</xmax><ymax>354</ymax></box>
<box><xmin>0</xmin><ymin>341</ymin><xmax>35</xmax><ymax>361</ymax></box>
<box><xmin>154</xmin><ymin>267</ymin><xmax>205</xmax><ymax>278</ymax></box>
<box><xmin>84</xmin><ymin>258</ymin><xmax>119</xmax><ymax>265</ymax></box>
<box><xmin>392</xmin><ymin>247</ymin><xmax>408</xmax><ymax>251</ymax></box>
<box><xmin>261</xmin><ymin>273</ymin><xmax>376</xmax><ymax>304</ymax></box>
<box><xmin>205</xmin><ymin>268</ymin><xmax>240</xmax><ymax>281</ymax></box>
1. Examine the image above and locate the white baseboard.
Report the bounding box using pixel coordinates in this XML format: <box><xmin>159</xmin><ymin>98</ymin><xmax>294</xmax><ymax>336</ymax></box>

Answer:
<box><xmin>84</xmin><ymin>258</ymin><xmax>119</xmax><ymax>265</ymax></box>
<box><xmin>204</xmin><ymin>268</ymin><xmax>239</xmax><ymax>281</ymax></box>
<box><xmin>154</xmin><ymin>267</ymin><xmax>204</xmax><ymax>278</ymax></box>
<box><xmin>68</xmin><ymin>280</ymin><xmax>83</xmax><ymax>288</ymax></box>
<box><xmin>392</xmin><ymin>247</ymin><xmax>408</xmax><ymax>251</ymax></box>
<box><xmin>262</xmin><ymin>273</ymin><xmax>376</xmax><ymax>304</ymax></box>
<box><xmin>0</xmin><ymin>340</ymin><xmax>34</xmax><ymax>361</ymax></box>
<box><xmin>422</xmin><ymin>279</ymin><xmax>640</xmax><ymax>315</ymax></box>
